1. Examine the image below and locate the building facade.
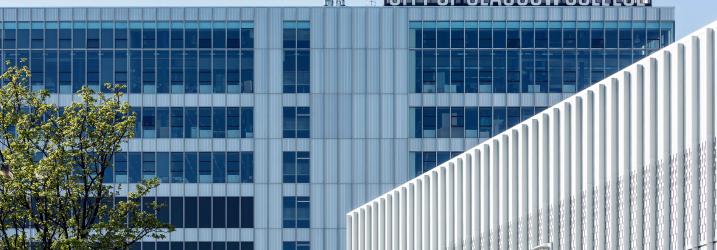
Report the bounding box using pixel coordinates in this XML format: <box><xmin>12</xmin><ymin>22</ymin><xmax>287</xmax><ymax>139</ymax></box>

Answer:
<box><xmin>0</xmin><ymin>5</ymin><xmax>672</xmax><ymax>249</ymax></box>
<box><xmin>347</xmin><ymin>20</ymin><xmax>717</xmax><ymax>250</ymax></box>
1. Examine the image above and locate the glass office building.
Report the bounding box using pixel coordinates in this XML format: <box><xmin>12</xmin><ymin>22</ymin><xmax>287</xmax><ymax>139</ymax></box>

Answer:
<box><xmin>0</xmin><ymin>5</ymin><xmax>673</xmax><ymax>249</ymax></box>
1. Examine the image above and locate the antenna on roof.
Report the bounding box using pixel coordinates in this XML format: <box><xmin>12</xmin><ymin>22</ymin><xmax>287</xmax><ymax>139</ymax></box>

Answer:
<box><xmin>336</xmin><ymin>0</ymin><xmax>346</xmax><ymax>6</ymax></box>
<box><xmin>325</xmin><ymin>0</ymin><xmax>334</xmax><ymax>6</ymax></box>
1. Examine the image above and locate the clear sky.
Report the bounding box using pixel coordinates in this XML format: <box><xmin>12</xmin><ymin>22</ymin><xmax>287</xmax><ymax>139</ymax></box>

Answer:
<box><xmin>1</xmin><ymin>0</ymin><xmax>715</xmax><ymax>39</ymax></box>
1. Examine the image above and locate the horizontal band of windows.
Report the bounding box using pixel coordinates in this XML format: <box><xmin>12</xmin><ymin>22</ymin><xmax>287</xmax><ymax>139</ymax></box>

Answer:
<box><xmin>410</xmin><ymin>49</ymin><xmax>648</xmax><ymax>94</ymax></box>
<box><xmin>128</xmin><ymin>241</ymin><xmax>254</xmax><ymax>250</ymax></box>
<box><xmin>410</xmin><ymin>106</ymin><xmax>547</xmax><ymax>139</ymax></box>
<box><xmin>5</xmin><ymin>49</ymin><xmax>254</xmax><ymax>94</ymax></box>
<box><xmin>410</xmin><ymin>151</ymin><xmax>464</xmax><ymax>177</ymax></box>
<box><xmin>410</xmin><ymin>24</ymin><xmax>673</xmax><ymax>50</ymax></box>
<box><xmin>113</xmin><ymin>196</ymin><xmax>254</xmax><ymax>229</ymax></box>
<box><xmin>111</xmin><ymin>151</ymin><xmax>254</xmax><ymax>184</ymax></box>
<box><xmin>1</xmin><ymin>21</ymin><xmax>254</xmax><ymax>50</ymax></box>
<box><xmin>131</xmin><ymin>107</ymin><xmax>254</xmax><ymax>139</ymax></box>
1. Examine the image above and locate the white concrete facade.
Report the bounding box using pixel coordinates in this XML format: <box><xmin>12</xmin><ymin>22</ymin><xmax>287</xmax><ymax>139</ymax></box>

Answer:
<box><xmin>347</xmin><ymin>20</ymin><xmax>717</xmax><ymax>250</ymax></box>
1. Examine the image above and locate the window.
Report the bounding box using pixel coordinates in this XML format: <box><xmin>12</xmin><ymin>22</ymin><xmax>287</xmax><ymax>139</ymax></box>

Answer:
<box><xmin>213</xmin><ymin>107</ymin><xmax>226</xmax><ymax>138</ymax></box>
<box><xmin>283</xmin><ymin>107</ymin><xmax>310</xmax><ymax>138</ymax></box>
<box><xmin>198</xmin><ymin>197</ymin><xmax>211</xmax><ymax>228</ymax></box>
<box><xmin>142</xmin><ymin>152</ymin><xmax>156</xmax><ymax>180</ymax></box>
<box><xmin>170</xmin><ymin>197</ymin><xmax>183</xmax><ymax>228</ymax></box>
<box><xmin>411</xmin><ymin>151</ymin><xmax>462</xmax><ymax>176</ymax></box>
<box><xmin>171</xmin><ymin>152</ymin><xmax>184</xmax><ymax>183</ymax></box>
<box><xmin>128</xmin><ymin>152</ymin><xmax>142</xmax><ymax>183</ymax></box>
<box><xmin>198</xmin><ymin>153</ymin><xmax>212</xmax><ymax>183</ymax></box>
<box><xmin>198</xmin><ymin>51</ymin><xmax>212</xmax><ymax>93</ymax></box>
<box><xmin>283</xmin><ymin>151</ymin><xmax>310</xmax><ymax>183</ymax></box>
<box><xmin>283</xmin><ymin>196</ymin><xmax>310</xmax><ymax>228</ymax></box>
<box><xmin>213</xmin><ymin>197</ymin><xmax>226</xmax><ymax>228</ymax></box>
<box><xmin>185</xmin><ymin>152</ymin><xmax>198</xmax><ymax>183</ymax></box>
<box><xmin>114</xmin><ymin>153</ymin><xmax>128</xmax><ymax>183</ymax></box>
<box><xmin>198</xmin><ymin>107</ymin><xmax>212</xmax><ymax>138</ymax></box>
<box><xmin>184</xmin><ymin>197</ymin><xmax>197</xmax><ymax>228</ymax></box>
<box><xmin>283</xmin><ymin>21</ymin><xmax>310</xmax><ymax>93</ymax></box>
<box><xmin>283</xmin><ymin>242</ymin><xmax>310</xmax><ymax>250</ymax></box>
<box><xmin>227</xmin><ymin>152</ymin><xmax>254</xmax><ymax>183</ymax></box>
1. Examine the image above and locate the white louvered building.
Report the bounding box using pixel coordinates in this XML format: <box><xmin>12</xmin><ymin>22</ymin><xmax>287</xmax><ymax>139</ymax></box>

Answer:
<box><xmin>347</xmin><ymin>20</ymin><xmax>717</xmax><ymax>250</ymax></box>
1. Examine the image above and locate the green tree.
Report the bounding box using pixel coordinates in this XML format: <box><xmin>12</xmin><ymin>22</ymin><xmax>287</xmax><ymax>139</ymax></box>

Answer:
<box><xmin>0</xmin><ymin>63</ymin><xmax>173</xmax><ymax>249</ymax></box>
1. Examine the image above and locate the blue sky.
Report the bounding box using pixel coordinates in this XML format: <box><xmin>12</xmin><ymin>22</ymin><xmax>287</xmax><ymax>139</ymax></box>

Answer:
<box><xmin>1</xmin><ymin>0</ymin><xmax>715</xmax><ymax>39</ymax></box>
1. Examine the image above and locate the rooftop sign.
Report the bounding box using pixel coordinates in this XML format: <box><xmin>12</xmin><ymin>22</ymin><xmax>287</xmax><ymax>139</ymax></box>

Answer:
<box><xmin>384</xmin><ymin>0</ymin><xmax>652</xmax><ymax>6</ymax></box>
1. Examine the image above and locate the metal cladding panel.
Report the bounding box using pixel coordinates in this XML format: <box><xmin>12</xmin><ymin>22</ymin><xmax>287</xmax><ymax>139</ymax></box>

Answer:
<box><xmin>324</xmin><ymin>50</ymin><xmax>339</xmax><ymax>93</ymax></box>
<box><xmin>311</xmin><ymin>140</ymin><xmax>325</xmax><ymax>183</ymax></box>
<box><xmin>366</xmin><ymin>9</ymin><xmax>381</xmax><ymax>49</ymax></box>
<box><xmin>395</xmin><ymin>9</ymin><xmax>409</xmax><ymax>49</ymax></box>
<box><xmin>339</xmin><ymin>94</ymin><xmax>353</xmax><ymax>138</ymax></box>
<box><xmin>434</xmin><ymin>6</ymin><xmax>448</xmax><ymax>20</ymax></box>
<box><xmin>349</xmin><ymin>20</ymin><xmax>717</xmax><ymax>250</ymax></box>
<box><xmin>324</xmin><ymin>94</ymin><xmax>339</xmax><ymax>138</ymax></box>
<box><xmin>577</xmin><ymin>7</ymin><xmax>590</xmax><ymax>20</ymax></box>
<box><xmin>185</xmin><ymin>7</ymin><xmax>198</xmax><ymax>20</ymax></box>
<box><xmin>312</xmin><ymin>95</ymin><xmax>325</xmax><ymax>138</ymax></box>
<box><xmin>349</xmin><ymin>49</ymin><xmax>367</xmax><ymax>94</ymax></box>
<box><xmin>493</xmin><ymin>7</ymin><xmax>506</xmax><ymax>20</ymax></box>
<box><xmin>366</xmin><ymin>95</ymin><xmax>383</xmax><ymax>137</ymax></box>
<box><xmin>646</xmin><ymin>7</ymin><xmax>660</xmax><ymax>20</ymax></box>
<box><xmin>534</xmin><ymin>7</ymin><xmax>547</xmax><ymax>21</ymax></box>
<box><xmin>450</xmin><ymin>7</ymin><xmax>464</xmax><ymax>21</ymax></box>
<box><xmin>338</xmin><ymin>9</ymin><xmax>352</xmax><ymax>49</ymax></box>
<box><xmin>339</xmin><ymin>139</ymin><xmax>353</xmax><ymax>183</ymax></box>
<box><xmin>353</xmin><ymin>140</ymin><xmax>367</xmax><ymax>183</ymax></box>
<box><xmin>227</xmin><ymin>8</ymin><xmax>241</xmax><ymax>20</ymax></box>
<box><xmin>352</xmin><ymin>8</ymin><xmax>367</xmax><ymax>49</ymax></box>
<box><xmin>324</xmin><ymin>9</ymin><xmax>338</xmax><ymax>49</ymax></box>
<box><xmin>605</xmin><ymin>8</ymin><xmax>618</xmax><ymax>20</ymax></box>
<box><xmin>129</xmin><ymin>8</ymin><xmax>141</xmax><ymax>20</ymax></box>
<box><xmin>520</xmin><ymin>7</ymin><xmax>534</xmax><ymax>21</ymax></box>
<box><xmin>45</xmin><ymin>8</ymin><xmax>57</xmax><ymax>20</ymax></box>
<box><xmin>30</xmin><ymin>8</ymin><xmax>42</xmax><ymax>20</ymax></box>
<box><xmin>352</xmin><ymin>95</ymin><xmax>367</xmax><ymax>138</ymax></box>
<box><xmin>268</xmin><ymin>140</ymin><xmax>282</xmax><ymax>183</ymax></box>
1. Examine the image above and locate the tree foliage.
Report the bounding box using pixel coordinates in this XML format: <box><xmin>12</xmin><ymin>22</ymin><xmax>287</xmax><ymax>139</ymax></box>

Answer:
<box><xmin>0</xmin><ymin>63</ymin><xmax>173</xmax><ymax>249</ymax></box>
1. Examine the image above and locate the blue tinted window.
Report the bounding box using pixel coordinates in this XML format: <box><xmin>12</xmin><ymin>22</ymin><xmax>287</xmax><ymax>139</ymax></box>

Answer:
<box><xmin>198</xmin><ymin>197</ymin><xmax>211</xmax><ymax>228</ymax></box>
<box><xmin>142</xmin><ymin>152</ymin><xmax>155</xmax><ymax>180</ymax></box>
<box><xmin>114</xmin><ymin>152</ymin><xmax>128</xmax><ymax>183</ymax></box>
<box><xmin>198</xmin><ymin>24</ymin><xmax>211</xmax><ymax>48</ymax></box>
<box><xmin>198</xmin><ymin>51</ymin><xmax>211</xmax><ymax>93</ymax></box>
<box><xmin>213</xmin><ymin>51</ymin><xmax>226</xmax><ymax>93</ymax></box>
<box><xmin>128</xmin><ymin>152</ymin><xmax>142</xmax><ymax>183</ymax></box>
<box><xmin>198</xmin><ymin>152</ymin><xmax>212</xmax><ymax>183</ymax></box>
<box><xmin>184</xmin><ymin>152</ymin><xmax>197</xmax><ymax>183</ymax></box>
<box><xmin>184</xmin><ymin>197</ymin><xmax>197</xmax><ymax>228</ymax></box>
<box><xmin>283</xmin><ymin>21</ymin><xmax>310</xmax><ymax>93</ymax></box>
<box><xmin>184</xmin><ymin>107</ymin><xmax>197</xmax><ymax>138</ymax></box>
<box><xmin>213</xmin><ymin>152</ymin><xmax>226</xmax><ymax>183</ymax></box>
<box><xmin>283</xmin><ymin>196</ymin><xmax>310</xmax><ymax>228</ymax></box>
<box><xmin>171</xmin><ymin>152</ymin><xmax>184</xmax><ymax>183</ymax></box>
<box><xmin>213</xmin><ymin>197</ymin><xmax>225</xmax><ymax>228</ymax></box>
<box><xmin>283</xmin><ymin>107</ymin><xmax>310</xmax><ymax>138</ymax></box>
<box><xmin>213</xmin><ymin>107</ymin><xmax>226</xmax><ymax>138</ymax></box>
<box><xmin>283</xmin><ymin>242</ymin><xmax>310</xmax><ymax>250</ymax></box>
<box><xmin>241</xmin><ymin>197</ymin><xmax>254</xmax><ymax>228</ymax></box>
<box><xmin>184</xmin><ymin>51</ymin><xmax>197</xmax><ymax>93</ymax></box>
<box><xmin>170</xmin><ymin>197</ymin><xmax>183</xmax><ymax>228</ymax></box>
<box><xmin>170</xmin><ymin>108</ymin><xmax>183</xmax><ymax>138</ymax></box>
<box><xmin>283</xmin><ymin>151</ymin><xmax>310</xmax><ymax>183</ymax></box>
<box><xmin>157</xmin><ymin>152</ymin><xmax>169</xmax><ymax>183</ymax></box>
<box><xmin>198</xmin><ymin>107</ymin><xmax>212</xmax><ymax>138</ymax></box>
